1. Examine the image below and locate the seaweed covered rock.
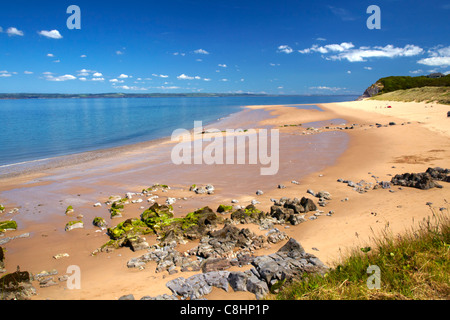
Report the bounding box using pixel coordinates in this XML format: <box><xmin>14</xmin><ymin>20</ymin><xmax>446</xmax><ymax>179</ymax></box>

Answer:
<box><xmin>230</xmin><ymin>204</ymin><xmax>266</xmax><ymax>224</ymax></box>
<box><xmin>93</xmin><ymin>217</ymin><xmax>107</xmax><ymax>228</ymax></box>
<box><xmin>391</xmin><ymin>167</ymin><xmax>449</xmax><ymax>190</ymax></box>
<box><xmin>157</xmin><ymin>206</ymin><xmax>220</xmax><ymax>244</ymax></box>
<box><xmin>64</xmin><ymin>220</ymin><xmax>84</xmax><ymax>232</ymax></box>
<box><xmin>0</xmin><ymin>270</ymin><xmax>36</xmax><ymax>300</ymax></box>
<box><xmin>0</xmin><ymin>220</ymin><xmax>18</xmax><ymax>232</ymax></box>
<box><xmin>108</xmin><ymin>218</ymin><xmax>153</xmax><ymax>240</ymax></box>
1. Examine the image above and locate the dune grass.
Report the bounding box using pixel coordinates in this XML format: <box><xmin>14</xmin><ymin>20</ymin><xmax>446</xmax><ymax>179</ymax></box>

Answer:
<box><xmin>369</xmin><ymin>86</ymin><xmax>450</xmax><ymax>105</ymax></box>
<box><xmin>272</xmin><ymin>204</ymin><xmax>450</xmax><ymax>300</ymax></box>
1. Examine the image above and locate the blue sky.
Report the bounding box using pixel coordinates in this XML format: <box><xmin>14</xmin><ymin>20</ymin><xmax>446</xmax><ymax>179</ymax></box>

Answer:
<box><xmin>0</xmin><ymin>0</ymin><xmax>449</xmax><ymax>94</ymax></box>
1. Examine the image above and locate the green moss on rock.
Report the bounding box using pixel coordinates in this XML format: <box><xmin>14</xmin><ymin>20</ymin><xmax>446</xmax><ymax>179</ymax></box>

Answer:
<box><xmin>107</xmin><ymin>218</ymin><xmax>153</xmax><ymax>240</ymax></box>
<box><xmin>0</xmin><ymin>220</ymin><xmax>18</xmax><ymax>232</ymax></box>
<box><xmin>217</xmin><ymin>204</ymin><xmax>233</xmax><ymax>213</ymax></box>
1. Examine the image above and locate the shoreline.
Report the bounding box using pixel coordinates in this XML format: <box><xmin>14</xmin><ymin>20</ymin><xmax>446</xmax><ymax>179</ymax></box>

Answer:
<box><xmin>1</xmin><ymin>98</ymin><xmax>449</xmax><ymax>300</ymax></box>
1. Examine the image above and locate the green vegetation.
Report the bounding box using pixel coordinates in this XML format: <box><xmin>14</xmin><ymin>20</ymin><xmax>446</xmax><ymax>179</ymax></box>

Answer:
<box><xmin>0</xmin><ymin>220</ymin><xmax>18</xmax><ymax>232</ymax></box>
<box><xmin>107</xmin><ymin>218</ymin><xmax>153</xmax><ymax>240</ymax></box>
<box><xmin>0</xmin><ymin>205</ymin><xmax>5</xmax><ymax>212</ymax></box>
<box><xmin>217</xmin><ymin>204</ymin><xmax>233</xmax><ymax>213</ymax></box>
<box><xmin>273</xmin><ymin>209</ymin><xmax>450</xmax><ymax>300</ymax></box>
<box><xmin>65</xmin><ymin>205</ymin><xmax>74</xmax><ymax>215</ymax></box>
<box><xmin>369</xmin><ymin>86</ymin><xmax>450</xmax><ymax>105</ymax></box>
<box><xmin>375</xmin><ymin>75</ymin><xmax>450</xmax><ymax>94</ymax></box>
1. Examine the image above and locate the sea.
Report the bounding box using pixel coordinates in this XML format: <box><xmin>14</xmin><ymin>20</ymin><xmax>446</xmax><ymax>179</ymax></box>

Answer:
<box><xmin>0</xmin><ymin>95</ymin><xmax>357</xmax><ymax>168</ymax></box>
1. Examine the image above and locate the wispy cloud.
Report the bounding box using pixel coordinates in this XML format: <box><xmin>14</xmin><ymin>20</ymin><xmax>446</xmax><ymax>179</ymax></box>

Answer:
<box><xmin>118</xmin><ymin>74</ymin><xmax>130</xmax><ymax>79</ymax></box>
<box><xmin>298</xmin><ymin>42</ymin><xmax>424</xmax><ymax>62</ymax></box>
<box><xmin>194</xmin><ymin>49</ymin><xmax>209</xmax><ymax>55</ymax></box>
<box><xmin>327</xmin><ymin>6</ymin><xmax>356</xmax><ymax>21</ymax></box>
<box><xmin>38</xmin><ymin>30</ymin><xmax>63</xmax><ymax>39</ymax></box>
<box><xmin>309</xmin><ymin>86</ymin><xmax>346</xmax><ymax>91</ymax></box>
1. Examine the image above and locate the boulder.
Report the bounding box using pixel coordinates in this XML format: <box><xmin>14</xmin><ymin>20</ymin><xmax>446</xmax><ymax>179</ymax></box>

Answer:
<box><xmin>0</xmin><ymin>270</ymin><xmax>36</xmax><ymax>300</ymax></box>
<box><xmin>64</xmin><ymin>221</ymin><xmax>84</xmax><ymax>232</ymax></box>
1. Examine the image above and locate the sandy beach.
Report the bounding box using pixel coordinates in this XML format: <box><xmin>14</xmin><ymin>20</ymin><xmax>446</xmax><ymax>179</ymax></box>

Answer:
<box><xmin>1</xmin><ymin>98</ymin><xmax>449</xmax><ymax>300</ymax></box>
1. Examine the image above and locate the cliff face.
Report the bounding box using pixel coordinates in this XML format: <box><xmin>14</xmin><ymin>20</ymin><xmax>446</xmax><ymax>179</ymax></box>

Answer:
<box><xmin>357</xmin><ymin>82</ymin><xmax>384</xmax><ymax>100</ymax></box>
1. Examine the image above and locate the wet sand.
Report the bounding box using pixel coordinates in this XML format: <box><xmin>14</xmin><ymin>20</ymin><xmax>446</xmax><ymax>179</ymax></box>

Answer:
<box><xmin>0</xmin><ymin>99</ymin><xmax>449</xmax><ymax>300</ymax></box>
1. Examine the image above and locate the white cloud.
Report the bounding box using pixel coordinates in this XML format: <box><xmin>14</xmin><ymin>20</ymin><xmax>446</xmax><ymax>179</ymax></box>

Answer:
<box><xmin>418</xmin><ymin>57</ymin><xmax>450</xmax><ymax>66</ymax></box>
<box><xmin>24</xmin><ymin>71</ymin><xmax>33</xmax><ymax>74</ymax></box>
<box><xmin>364</xmin><ymin>66</ymin><xmax>373</xmax><ymax>70</ymax></box>
<box><xmin>409</xmin><ymin>69</ymin><xmax>424</xmax><ymax>74</ymax></box>
<box><xmin>93</xmin><ymin>72</ymin><xmax>103</xmax><ymax>77</ymax></box>
<box><xmin>80</xmin><ymin>55</ymin><xmax>87</xmax><ymax>58</ymax></box>
<box><xmin>194</xmin><ymin>49</ymin><xmax>209</xmax><ymax>55</ymax></box>
<box><xmin>329</xmin><ymin>44</ymin><xmax>423</xmax><ymax>62</ymax></box>
<box><xmin>47</xmin><ymin>53</ymin><xmax>54</xmax><ymax>57</ymax></box>
<box><xmin>173</xmin><ymin>52</ymin><xmax>186</xmax><ymax>56</ymax></box>
<box><xmin>38</xmin><ymin>30</ymin><xmax>63</xmax><ymax>39</ymax></box>
<box><xmin>116</xmin><ymin>50</ymin><xmax>124</xmax><ymax>55</ymax></box>
<box><xmin>118</xmin><ymin>74</ymin><xmax>129</xmax><ymax>79</ymax></box>
<box><xmin>316</xmin><ymin>37</ymin><xmax>327</xmax><ymax>41</ymax></box>
<box><xmin>92</xmin><ymin>77</ymin><xmax>105</xmax><ymax>81</ymax></box>
<box><xmin>203</xmin><ymin>78</ymin><xmax>211</xmax><ymax>81</ymax></box>
<box><xmin>277</xmin><ymin>45</ymin><xmax>293</xmax><ymax>54</ymax></box>
<box><xmin>6</xmin><ymin>27</ymin><xmax>24</xmax><ymax>36</ymax></box>
<box><xmin>53</xmin><ymin>60</ymin><xmax>60</xmax><ymax>63</ymax></box>
<box><xmin>417</xmin><ymin>46</ymin><xmax>450</xmax><ymax>67</ymax></box>
<box><xmin>116</xmin><ymin>85</ymin><xmax>147</xmax><ymax>91</ymax></box>
<box><xmin>79</xmin><ymin>77</ymin><xmax>87</xmax><ymax>81</ymax></box>
<box><xmin>177</xmin><ymin>74</ymin><xmax>195</xmax><ymax>80</ymax></box>
<box><xmin>152</xmin><ymin>74</ymin><xmax>169</xmax><ymax>78</ymax></box>
<box><xmin>218</xmin><ymin>64</ymin><xmax>227</xmax><ymax>68</ymax></box>
<box><xmin>110</xmin><ymin>79</ymin><xmax>124</xmax><ymax>83</ymax></box>
<box><xmin>45</xmin><ymin>74</ymin><xmax>76</xmax><ymax>82</ymax></box>
<box><xmin>310</xmin><ymin>86</ymin><xmax>345</xmax><ymax>91</ymax></box>
<box><xmin>220</xmin><ymin>78</ymin><xmax>229</xmax><ymax>82</ymax></box>
<box><xmin>0</xmin><ymin>73</ymin><xmax>12</xmax><ymax>78</ymax></box>
<box><xmin>347</xmin><ymin>70</ymin><xmax>351</xmax><ymax>74</ymax></box>
<box><xmin>269</xmin><ymin>63</ymin><xmax>280</xmax><ymax>66</ymax></box>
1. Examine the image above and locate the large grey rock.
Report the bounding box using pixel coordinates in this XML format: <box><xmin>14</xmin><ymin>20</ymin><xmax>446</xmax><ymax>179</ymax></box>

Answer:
<box><xmin>227</xmin><ymin>272</ymin><xmax>248</xmax><ymax>292</ymax></box>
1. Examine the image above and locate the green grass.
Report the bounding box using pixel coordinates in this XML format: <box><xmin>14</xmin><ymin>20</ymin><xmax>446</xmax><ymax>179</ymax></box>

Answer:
<box><xmin>273</xmin><ymin>206</ymin><xmax>450</xmax><ymax>300</ymax></box>
<box><xmin>370</xmin><ymin>86</ymin><xmax>450</xmax><ymax>105</ymax></box>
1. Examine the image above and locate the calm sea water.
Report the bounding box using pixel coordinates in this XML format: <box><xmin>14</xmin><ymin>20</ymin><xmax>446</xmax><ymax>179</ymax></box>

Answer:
<box><xmin>0</xmin><ymin>95</ymin><xmax>357</xmax><ymax>166</ymax></box>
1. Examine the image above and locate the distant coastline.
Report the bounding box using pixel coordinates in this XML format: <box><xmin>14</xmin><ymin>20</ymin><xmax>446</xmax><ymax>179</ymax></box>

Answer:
<box><xmin>0</xmin><ymin>93</ymin><xmax>358</xmax><ymax>100</ymax></box>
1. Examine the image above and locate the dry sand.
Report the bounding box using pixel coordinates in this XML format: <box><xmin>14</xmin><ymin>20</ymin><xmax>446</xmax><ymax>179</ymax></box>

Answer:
<box><xmin>0</xmin><ymin>98</ymin><xmax>449</xmax><ymax>300</ymax></box>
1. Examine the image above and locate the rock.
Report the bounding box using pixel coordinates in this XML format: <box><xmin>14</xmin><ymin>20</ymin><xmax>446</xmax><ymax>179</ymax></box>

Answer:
<box><xmin>93</xmin><ymin>203</ymin><xmax>102</xmax><ymax>207</ymax></box>
<box><xmin>166</xmin><ymin>197</ymin><xmax>176</xmax><ymax>205</ymax></box>
<box><xmin>64</xmin><ymin>221</ymin><xmax>84</xmax><ymax>232</ymax></box>
<box><xmin>245</xmin><ymin>271</ymin><xmax>269</xmax><ymax>300</ymax></box>
<box><xmin>278</xmin><ymin>184</ymin><xmax>286</xmax><ymax>189</ymax></box>
<box><xmin>228</xmin><ymin>272</ymin><xmax>248</xmax><ymax>292</ymax></box>
<box><xmin>0</xmin><ymin>233</ymin><xmax>30</xmax><ymax>246</ymax></box>
<box><xmin>291</xmin><ymin>180</ymin><xmax>299</xmax><ymax>185</ymax></box>
<box><xmin>53</xmin><ymin>253</ymin><xmax>69</xmax><ymax>260</ymax></box>
<box><xmin>0</xmin><ymin>220</ymin><xmax>17</xmax><ymax>232</ymax></box>
<box><xmin>201</xmin><ymin>258</ymin><xmax>231</xmax><ymax>273</ymax></box>
<box><xmin>203</xmin><ymin>271</ymin><xmax>230</xmax><ymax>292</ymax></box>
<box><xmin>251</xmin><ymin>199</ymin><xmax>260</xmax><ymax>205</ymax></box>
<box><xmin>231</xmin><ymin>199</ymin><xmax>239</xmax><ymax>203</ymax></box>
<box><xmin>447</xmin><ymin>111</ymin><xmax>450</xmax><ymax>117</ymax></box>
<box><xmin>307</xmin><ymin>189</ymin><xmax>315</xmax><ymax>196</ymax></box>
<box><xmin>0</xmin><ymin>270</ymin><xmax>36</xmax><ymax>300</ymax></box>
<box><xmin>389</xmin><ymin>122</ymin><xmax>396</xmax><ymax>126</ymax></box>
<box><xmin>256</xmin><ymin>190</ymin><xmax>264</xmax><ymax>196</ymax></box>
<box><xmin>65</xmin><ymin>206</ymin><xmax>74</xmax><ymax>215</ymax></box>
<box><xmin>391</xmin><ymin>167</ymin><xmax>449</xmax><ymax>190</ymax></box>
<box><xmin>118</xmin><ymin>294</ymin><xmax>135</xmax><ymax>300</ymax></box>
<box><xmin>0</xmin><ymin>247</ymin><xmax>5</xmax><ymax>273</ymax></box>
<box><xmin>93</xmin><ymin>217</ymin><xmax>107</xmax><ymax>228</ymax></box>
<box><xmin>300</xmin><ymin>197</ymin><xmax>317</xmax><ymax>212</ymax></box>
<box><xmin>166</xmin><ymin>274</ymin><xmax>212</xmax><ymax>300</ymax></box>
<box><xmin>316</xmin><ymin>191</ymin><xmax>332</xmax><ymax>200</ymax></box>
<box><xmin>39</xmin><ymin>276</ymin><xmax>58</xmax><ymax>288</ymax></box>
